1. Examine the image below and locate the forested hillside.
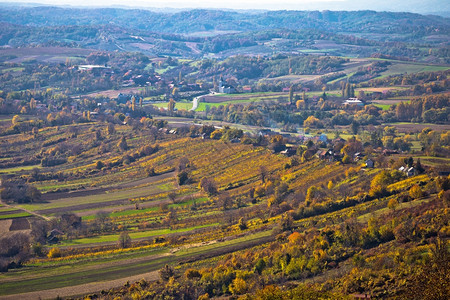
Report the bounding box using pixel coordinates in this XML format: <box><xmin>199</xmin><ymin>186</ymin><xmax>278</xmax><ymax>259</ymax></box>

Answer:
<box><xmin>0</xmin><ymin>7</ymin><xmax>449</xmax><ymax>61</ymax></box>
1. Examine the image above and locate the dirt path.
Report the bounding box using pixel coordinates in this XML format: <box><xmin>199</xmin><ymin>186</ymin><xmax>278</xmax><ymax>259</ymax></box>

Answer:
<box><xmin>0</xmin><ymin>270</ymin><xmax>160</xmax><ymax>300</ymax></box>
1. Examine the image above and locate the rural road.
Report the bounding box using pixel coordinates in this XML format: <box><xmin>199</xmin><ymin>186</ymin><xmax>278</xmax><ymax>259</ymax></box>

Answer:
<box><xmin>190</xmin><ymin>92</ymin><xmax>217</xmax><ymax>111</ymax></box>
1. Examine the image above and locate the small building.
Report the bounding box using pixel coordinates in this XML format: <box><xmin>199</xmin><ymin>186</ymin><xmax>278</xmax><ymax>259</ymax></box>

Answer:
<box><xmin>399</xmin><ymin>166</ymin><xmax>416</xmax><ymax>177</ymax></box>
<box><xmin>219</xmin><ymin>84</ymin><xmax>235</xmax><ymax>94</ymax></box>
<box><xmin>344</xmin><ymin>98</ymin><xmax>364</xmax><ymax>106</ymax></box>
<box><xmin>365</xmin><ymin>159</ymin><xmax>374</xmax><ymax>168</ymax></box>
<box><xmin>383</xmin><ymin>149</ymin><xmax>399</xmax><ymax>156</ymax></box>
<box><xmin>218</xmin><ymin>76</ymin><xmax>236</xmax><ymax>94</ymax></box>
<box><xmin>407</xmin><ymin>167</ymin><xmax>416</xmax><ymax>177</ymax></box>
<box><xmin>354</xmin><ymin>152</ymin><xmax>365</xmax><ymax>161</ymax></box>
<box><xmin>47</xmin><ymin>229</ymin><xmax>64</xmax><ymax>244</ymax></box>
<box><xmin>281</xmin><ymin>147</ymin><xmax>297</xmax><ymax>157</ymax></box>
<box><xmin>242</xmin><ymin>86</ymin><xmax>252</xmax><ymax>93</ymax></box>
<box><xmin>258</xmin><ymin>129</ymin><xmax>274</xmax><ymax>136</ymax></box>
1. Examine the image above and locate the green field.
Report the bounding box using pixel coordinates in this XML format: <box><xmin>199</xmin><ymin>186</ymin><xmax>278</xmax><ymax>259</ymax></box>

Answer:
<box><xmin>151</xmin><ymin>101</ymin><xmax>193</xmax><ymax>110</ymax></box>
<box><xmin>0</xmin><ymin>164</ymin><xmax>41</xmax><ymax>174</ymax></box>
<box><xmin>380</xmin><ymin>63</ymin><xmax>449</xmax><ymax>77</ymax></box>
<box><xmin>0</xmin><ymin>212</ymin><xmax>32</xmax><ymax>219</ymax></box>
<box><xmin>373</xmin><ymin>103</ymin><xmax>391</xmax><ymax>111</ymax></box>
<box><xmin>57</xmin><ymin>223</ymin><xmax>219</xmax><ymax>246</ymax></box>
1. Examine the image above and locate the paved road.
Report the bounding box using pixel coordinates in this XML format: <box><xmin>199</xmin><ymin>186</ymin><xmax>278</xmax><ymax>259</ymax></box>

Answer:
<box><xmin>190</xmin><ymin>92</ymin><xmax>217</xmax><ymax>111</ymax></box>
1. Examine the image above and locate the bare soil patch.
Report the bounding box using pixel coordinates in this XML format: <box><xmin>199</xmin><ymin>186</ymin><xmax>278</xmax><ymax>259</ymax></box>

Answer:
<box><xmin>203</xmin><ymin>92</ymin><xmax>286</xmax><ymax>103</ymax></box>
<box><xmin>81</xmin><ymin>87</ymin><xmax>144</xmax><ymax>98</ymax></box>
<box><xmin>0</xmin><ymin>47</ymin><xmax>93</xmax><ymax>63</ymax></box>
<box><xmin>8</xmin><ymin>218</ymin><xmax>30</xmax><ymax>231</ymax></box>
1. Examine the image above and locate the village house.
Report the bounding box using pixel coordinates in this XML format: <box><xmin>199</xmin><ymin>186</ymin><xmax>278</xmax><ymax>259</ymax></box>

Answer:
<box><xmin>365</xmin><ymin>159</ymin><xmax>374</xmax><ymax>168</ymax></box>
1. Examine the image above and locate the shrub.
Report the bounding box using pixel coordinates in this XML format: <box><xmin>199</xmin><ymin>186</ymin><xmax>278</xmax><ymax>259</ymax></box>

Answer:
<box><xmin>48</xmin><ymin>247</ymin><xmax>62</xmax><ymax>258</ymax></box>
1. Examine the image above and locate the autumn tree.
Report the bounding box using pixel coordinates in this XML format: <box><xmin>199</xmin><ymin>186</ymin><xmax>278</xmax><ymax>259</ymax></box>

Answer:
<box><xmin>177</xmin><ymin>170</ymin><xmax>190</xmax><ymax>186</ymax></box>
<box><xmin>199</xmin><ymin>177</ymin><xmax>218</xmax><ymax>196</ymax></box>
<box><xmin>117</xmin><ymin>136</ymin><xmax>128</xmax><ymax>151</ymax></box>
<box><xmin>159</xmin><ymin>264</ymin><xmax>175</xmax><ymax>281</ymax></box>
<box><xmin>409</xmin><ymin>184</ymin><xmax>423</xmax><ymax>199</ymax></box>
<box><xmin>288</xmin><ymin>86</ymin><xmax>294</xmax><ymax>105</ymax></box>
<box><xmin>168</xmin><ymin>99</ymin><xmax>176</xmax><ymax>113</ymax></box>
<box><xmin>406</xmin><ymin>239</ymin><xmax>450</xmax><ymax>300</ymax></box>
<box><xmin>118</xmin><ymin>232</ymin><xmax>131</xmax><ymax>248</ymax></box>
<box><xmin>107</xmin><ymin>123</ymin><xmax>116</xmax><ymax>135</ymax></box>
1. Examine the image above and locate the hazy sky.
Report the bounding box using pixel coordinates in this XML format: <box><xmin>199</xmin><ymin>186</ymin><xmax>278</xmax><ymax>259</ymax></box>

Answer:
<box><xmin>1</xmin><ymin>0</ymin><xmax>447</xmax><ymax>13</ymax></box>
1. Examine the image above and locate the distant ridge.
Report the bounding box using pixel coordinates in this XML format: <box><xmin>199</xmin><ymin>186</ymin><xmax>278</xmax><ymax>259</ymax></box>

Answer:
<box><xmin>0</xmin><ymin>0</ymin><xmax>449</xmax><ymax>15</ymax></box>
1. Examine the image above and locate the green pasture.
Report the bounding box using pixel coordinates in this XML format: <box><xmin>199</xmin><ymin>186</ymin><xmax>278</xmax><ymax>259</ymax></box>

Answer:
<box><xmin>1</xmin><ymin>67</ymin><xmax>25</xmax><ymax>73</ymax></box>
<box><xmin>80</xmin><ymin>206</ymin><xmax>160</xmax><ymax>220</ymax></box>
<box><xmin>151</xmin><ymin>102</ymin><xmax>193</xmax><ymax>110</ymax></box>
<box><xmin>58</xmin><ymin>223</ymin><xmax>219</xmax><ymax>246</ymax></box>
<box><xmin>0</xmin><ymin>164</ymin><xmax>41</xmax><ymax>174</ymax></box>
<box><xmin>0</xmin><ymin>207</ymin><xmax>19</xmax><ymax>212</ymax></box>
<box><xmin>0</xmin><ymin>212</ymin><xmax>32</xmax><ymax>219</ymax></box>
<box><xmin>0</xmin><ymin>252</ymin><xmax>173</xmax><ymax>296</ymax></box>
<box><xmin>380</xmin><ymin>63</ymin><xmax>449</xmax><ymax>77</ymax></box>
<box><xmin>373</xmin><ymin>103</ymin><xmax>391</xmax><ymax>111</ymax></box>
<box><xmin>174</xmin><ymin>229</ymin><xmax>272</xmax><ymax>256</ymax></box>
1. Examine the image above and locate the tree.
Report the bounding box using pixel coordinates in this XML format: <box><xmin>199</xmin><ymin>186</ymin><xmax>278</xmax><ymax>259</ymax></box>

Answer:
<box><xmin>199</xmin><ymin>177</ymin><xmax>218</xmax><ymax>196</ymax></box>
<box><xmin>117</xmin><ymin>136</ymin><xmax>128</xmax><ymax>151</ymax></box>
<box><xmin>387</xmin><ymin>198</ymin><xmax>399</xmax><ymax>210</ymax></box>
<box><xmin>259</xmin><ymin>166</ymin><xmax>268</xmax><ymax>184</ymax></box>
<box><xmin>177</xmin><ymin>170</ymin><xmax>190</xmax><ymax>185</ymax></box>
<box><xmin>168</xmin><ymin>99</ymin><xmax>176</xmax><ymax>113</ymax></box>
<box><xmin>288</xmin><ymin>86</ymin><xmax>294</xmax><ymax>105</ymax></box>
<box><xmin>303</xmin><ymin>116</ymin><xmax>321</xmax><ymax>128</ymax></box>
<box><xmin>409</xmin><ymin>185</ymin><xmax>423</xmax><ymax>199</ymax></box>
<box><xmin>118</xmin><ymin>232</ymin><xmax>131</xmax><ymax>248</ymax></box>
<box><xmin>351</xmin><ymin>121</ymin><xmax>360</xmax><ymax>135</ymax></box>
<box><xmin>131</xmin><ymin>96</ymin><xmax>136</xmax><ymax>112</ymax></box>
<box><xmin>230</xmin><ymin>277</ymin><xmax>248</xmax><ymax>295</ymax></box>
<box><xmin>11</xmin><ymin>115</ymin><xmax>20</xmax><ymax>126</ymax></box>
<box><xmin>238</xmin><ymin>217</ymin><xmax>248</xmax><ymax>230</ymax></box>
<box><xmin>327</xmin><ymin>180</ymin><xmax>334</xmax><ymax>190</ymax></box>
<box><xmin>95</xmin><ymin>160</ymin><xmax>104</xmax><ymax>170</ymax></box>
<box><xmin>280</xmin><ymin>212</ymin><xmax>294</xmax><ymax>232</ymax></box>
<box><xmin>168</xmin><ymin>191</ymin><xmax>177</xmax><ymax>203</ymax></box>
<box><xmin>107</xmin><ymin>123</ymin><xmax>116</xmax><ymax>135</ymax></box>
<box><xmin>47</xmin><ymin>247</ymin><xmax>61</xmax><ymax>258</ymax></box>
<box><xmin>159</xmin><ymin>264</ymin><xmax>175</xmax><ymax>281</ymax></box>
<box><xmin>29</xmin><ymin>98</ymin><xmax>36</xmax><ymax>110</ymax></box>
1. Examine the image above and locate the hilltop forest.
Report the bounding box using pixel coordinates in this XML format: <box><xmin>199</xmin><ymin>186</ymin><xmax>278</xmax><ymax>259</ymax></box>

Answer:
<box><xmin>0</xmin><ymin>4</ymin><xmax>449</xmax><ymax>300</ymax></box>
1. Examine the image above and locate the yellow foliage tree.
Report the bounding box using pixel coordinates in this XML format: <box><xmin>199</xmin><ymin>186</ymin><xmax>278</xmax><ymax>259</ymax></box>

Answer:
<box><xmin>409</xmin><ymin>184</ymin><xmax>423</xmax><ymax>199</ymax></box>
<box><xmin>229</xmin><ymin>277</ymin><xmax>247</xmax><ymax>295</ymax></box>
